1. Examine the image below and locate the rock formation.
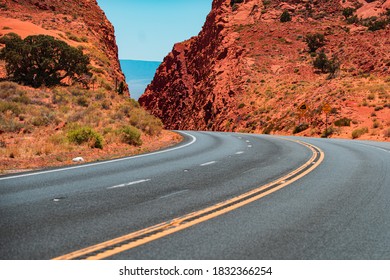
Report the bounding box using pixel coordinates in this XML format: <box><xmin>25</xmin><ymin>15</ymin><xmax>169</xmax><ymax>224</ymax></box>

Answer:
<box><xmin>140</xmin><ymin>0</ymin><xmax>390</xmax><ymax>140</ymax></box>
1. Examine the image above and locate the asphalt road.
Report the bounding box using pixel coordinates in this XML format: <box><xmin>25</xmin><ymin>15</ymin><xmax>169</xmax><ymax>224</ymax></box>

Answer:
<box><xmin>0</xmin><ymin>131</ymin><xmax>389</xmax><ymax>259</ymax></box>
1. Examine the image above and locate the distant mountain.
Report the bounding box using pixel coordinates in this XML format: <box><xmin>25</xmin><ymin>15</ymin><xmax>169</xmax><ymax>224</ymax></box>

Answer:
<box><xmin>120</xmin><ymin>60</ymin><xmax>161</xmax><ymax>100</ymax></box>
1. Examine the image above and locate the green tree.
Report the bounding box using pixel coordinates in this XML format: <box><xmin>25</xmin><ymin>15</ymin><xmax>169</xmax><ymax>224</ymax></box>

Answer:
<box><xmin>305</xmin><ymin>33</ymin><xmax>325</xmax><ymax>52</ymax></box>
<box><xmin>0</xmin><ymin>34</ymin><xmax>91</xmax><ymax>87</ymax></box>
<box><xmin>313</xmin><ymin>50</ymin><xmax>340</xmax><ymax>79</ymax></box>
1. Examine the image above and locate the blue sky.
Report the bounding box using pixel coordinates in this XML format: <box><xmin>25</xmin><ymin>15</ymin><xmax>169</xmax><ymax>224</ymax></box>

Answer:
<box><xmin>97</xmin><ymin>0</ymin><xmax>212</xmax><ymax>62</ymax></box>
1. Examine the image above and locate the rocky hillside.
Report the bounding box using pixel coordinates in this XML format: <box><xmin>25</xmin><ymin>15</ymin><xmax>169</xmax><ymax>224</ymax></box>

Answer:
<box><xmin>0</xmin><ymin>0</ymin><xmax>126</xmax><ymax>91</ymax></box>
<box><xmin>0</xmin><ymin>0</ymin><xmax>181</xmax><ymax>172</ymax></box>
<box><xmin>140</xmin><ymin>0</ymin><xmax>390</xmax><ymax>140</ymax></box>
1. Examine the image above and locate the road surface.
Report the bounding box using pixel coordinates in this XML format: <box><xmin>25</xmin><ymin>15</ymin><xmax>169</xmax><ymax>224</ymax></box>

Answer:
<box><xmin>0</xmin><ymin>131</ymin><xmax>389</xmax><ymax>259</ymax></box>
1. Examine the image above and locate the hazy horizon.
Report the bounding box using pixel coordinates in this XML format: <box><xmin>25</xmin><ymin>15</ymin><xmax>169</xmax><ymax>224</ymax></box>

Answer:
<box><xmin>120</xmin><ymin>59</ymin><xmax>161</xmax><ymax>100</ymax></box>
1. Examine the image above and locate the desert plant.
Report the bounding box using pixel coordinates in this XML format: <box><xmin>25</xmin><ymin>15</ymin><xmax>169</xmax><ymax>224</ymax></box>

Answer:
<box><xmin>76</xmin><ymin>96</ymin><xmax>89</xmax><ymax>107</ymax></box>
<box><xmin>128</xmin><ymin>108</ymin><xmax>163</xmax><ymax>136</ymax></box>
<box><xmin>346</xmin><ymin>15</ymin><xmax>359</xmax><ymax>24</ymax></box>
<box><xmin>313</xmin><ymin>51</ymin><xmax>340</xmax><ymax>78</ymax></box>
<box><xmin>334</xmin><ymin>117</ymin><xmax>351</xmax><ymax>127</ymax></box>
<box><xmin>321</xmin><ymin>127</ymin><xmax>335</xmax><ymax>138</ymax></box>
<box><xmin>0</xmin><ymin>101</ymin><xmax>22</xmax><ymax>116</ymax></box>
<box><xmin>352</xmin><ymin>127</ymin><xmax>368</xmax><ymax>139</ymax></box>
<box><xmin>305</xmin><ymin>33</ymin><xmax>325</xmax><ymax>52</ymax></box>
<box><xmin>117</xmin><ymin>81</ymin><xmax>125</xmax><ymax>95</ymax></box>
<box><xmin>120</xmin><ymin>125</ymin><xmax>142</xmax><ymax>146</ymax></box>
<box><xmin>342</xmin><ymin>7</ymin><xmax>355</xmax><ymax>19</ymax></box>
<box><xmin>0</xmin><ymin>34</ymin><xmax>91</xmax><ymax>87</ymax></box>
<box><xmin>67</xmin><ymin>126</ymin><xmax>103</xmax><ymax>149</ymax></box>
<box><xmin>293</xmin><ymin>123</ymin><xmax>309</xmax><ymax>134</ymax></box>
<box><xmin>280</xmin><ymin>10</ymin><xmax>292</xmax><ymax>22</ymax></box>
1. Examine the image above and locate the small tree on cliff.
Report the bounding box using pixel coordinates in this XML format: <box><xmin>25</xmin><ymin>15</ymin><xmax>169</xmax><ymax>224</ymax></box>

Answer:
<box><xmin>280</xmin><ymin>10</ymin><xmax>292</xmax><ymax>22</ymax></box>
<box><xmin>313</xmin><ymin>50</ymin><xmax>340</xmax><ymax>79</ymax></box>
<box><xmin>305</xmin><ymin>33</ymin><xmax>325</xmax><ymax>53</ymax></box>
<box><xmin>0</xmin><ymin>33</ymin><xmax>91</xmax><ymax>87</ymax></box>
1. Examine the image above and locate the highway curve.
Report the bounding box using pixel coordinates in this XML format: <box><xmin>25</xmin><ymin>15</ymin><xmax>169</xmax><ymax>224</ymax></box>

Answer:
<box><xmin>0</xmin><ymin>131</ymin><xmax>389</xmax><ymax>259</ymax></box>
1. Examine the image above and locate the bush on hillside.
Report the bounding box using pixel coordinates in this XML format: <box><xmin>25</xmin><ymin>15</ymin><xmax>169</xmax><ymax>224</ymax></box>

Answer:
<box><xmin>313</xmin><ymin>51</ymin><xmax>340</xmax><ymax>79</ymax></box>
<box><xmin>342</xmin><ymin>7</ymin><xmax>355</xmax><ymax>19</ymax></box>
<box><xmin>0</xmin><ymin>33</ymin><xmax>91</xmax><ymax>88</ymax></box>
<box><xmin>280</xmin><ymin>10</ymin><xmax>292</xmax><ymax>22</ymax></box>
<box><xmin>334</xmin><ymin>118</ymin><xmax>351</xmax><ymax>127</ymax></box>
<box><xmin>305</xmin><ymin>33</ymin><xmax>325</xmax><ymax>53</ymax></box>
<box><xmin>120</xmin><ymin>125</ymin><xmax>142</xmax><ymax>146</ymax></box>
<box><xmin>352</xmin><ymin>127</ymin><xmax>368</xmax><ymax>139</ymax></box>
<box><xmin>67</xmin><ymin>126</ymin><xmax>103</xmax><ymax>149</ymax></box>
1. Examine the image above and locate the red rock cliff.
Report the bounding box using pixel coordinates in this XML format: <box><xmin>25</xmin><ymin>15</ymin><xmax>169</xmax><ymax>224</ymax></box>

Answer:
<box><xmin>139</xmin><ymin>0</ymin><xmax>390</xmax><ymax>140</ymax></box>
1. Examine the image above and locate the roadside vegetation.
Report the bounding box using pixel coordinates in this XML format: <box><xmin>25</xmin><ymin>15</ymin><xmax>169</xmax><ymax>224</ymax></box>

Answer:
<box><xmin>0</xmin><ymin>34</ymin><xmax>91</xmax><ymax>88</ymax></box>
<box><xmin>0</xmin><ymin>81</ymin><xmax>163</xmax><ymax>156</ymax></box>
<box><xmin>0</xmin><ymin>32</ymin><xmax>166</xmax><ymax>171</ymax></box>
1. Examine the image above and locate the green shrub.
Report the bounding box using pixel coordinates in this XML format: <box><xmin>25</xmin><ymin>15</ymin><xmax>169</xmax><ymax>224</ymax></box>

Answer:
<box><xmin>128</xmin><ymin>108</ymin><xmax>163</xmax><ymax>136</ymax></box>
<box><xmin>346</xmin><ymin>15</ymin><xmax>359</xmax><ymax>24</ymax></box>
<box><xmin>368</xmin><ymin>20</ymin><xmax>387</xmax><ymax>31</ymax></box>
<box><xmin>313</xmin><ymin>51</ymin><xmax>340</xmax><ymax>79</ymax></box>
<box><xmin>67</xmin><ymin>126</ymin><xmax>103</xmax><ymax>149</ymax></box>
<box><xmin>120</xmin><ymin>125</ymin><xmax>142</xmax><ymax>146</ymax></box>
<box><xmin>321</xmin><ymin>127</ymin><xmax>335</xmax><ymax>138</ymax></box>
<box><xmin>334</xmin><ymin>117</ymin><xmax>351</xmax><ymax>127</ymax></box>
<box><xmin>280</xmin><ymin>10</ymin><xmax>292</xmax><ymax>22</ymax></box>
<box><xmin>77</xmin><ymin>96</ymin><xmax>89</xmax><ymax>107</ymax></box>
<box><xmin>352</xmin><ymin>127</ymin><xmax>368</xmax><ymax>139</ymax></box>
<box><xmin>305</xmin><ymin>33</ymin><xmax>325</xmax><ymax>52</ymax></box>
<box><xmin>0</xmin><ymin>101</ymin><xmax>22</xmax><ymax>116</ymax></box>
<box><xmin>342</xmin><ymin>7</ymin><xmax>355</xmax><ymax>19</ymax></box>
<box><xmin>117</xmin><ymin>81</ymin><xmax>125</xmax><ymax>95</ymax></box>
<box><xmin>0</xmin><ymin>117</ymin><xmax>23</xmax><ymax>133</ymax></box>
<box><xmin>52</xmin><ymin>88</ymin><xmax>70</xmax><ymax>105</ymax></box>
<box><xmin>293</xmin><ymin>123</ymin><xmax>309</xmax><ymax>134</ymax></box>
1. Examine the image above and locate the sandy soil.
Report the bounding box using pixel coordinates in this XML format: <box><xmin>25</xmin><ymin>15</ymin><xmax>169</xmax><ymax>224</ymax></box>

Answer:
<box><xmin>0</xmin><ymin>130</ymin><xmax>182</xmax><ymax>174</ymax></box>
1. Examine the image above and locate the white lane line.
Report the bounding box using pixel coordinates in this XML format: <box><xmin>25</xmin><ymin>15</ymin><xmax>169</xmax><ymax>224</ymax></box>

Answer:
<box><xmin>248</xmin><ymin>145</ymin><xmax>252</xmax><ymax>148</ymax></box>
<box><xmin>243</xmin><ymin>167</ymin><xmax>257</xmax><ymax>174</ymax></box>
<box><xmin>107</xmin><ymin>179</ymin><xmax>151</xmax><ymax>190</ymax></box>
<box><xmin>200</xmin><ymin>161</ymin><xmax>217</xmax><ymax>167</ymax></box>
<box><xmin>354</xmin><ymin>142</ymin><xmax>390</xmax><ymax>154</ymax></box>
<box><xmin>0</xmin><ymin>132</ymin><xmax>197</xmax><ymax>181</ymax></box>
<box><xmin>159</xmin><ymin>189</ymin><xmax>189</xmax><ymax>200</ymax></box>
<box><xmin>246</xmin><ymin>140</ymin><xmax>251</xmax><ymax>143</ymax></box>
<box><xmin>235</xmin><ymin>151</ymin><xmax>245</xmax><ymax>155</ymax></box>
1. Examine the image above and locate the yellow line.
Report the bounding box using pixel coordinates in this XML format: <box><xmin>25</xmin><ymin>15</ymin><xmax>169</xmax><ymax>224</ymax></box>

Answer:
<box><xmin>53</xmin><ymin>139</ymin><xmax>324</xmax><ymax>260</ymax></box>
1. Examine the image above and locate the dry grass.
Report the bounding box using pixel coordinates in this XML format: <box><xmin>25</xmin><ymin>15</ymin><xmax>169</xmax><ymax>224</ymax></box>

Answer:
<box><xmin>0</xmin><ymin>81</ymin><xmax>170</xmax><ymax>173</ymax></box>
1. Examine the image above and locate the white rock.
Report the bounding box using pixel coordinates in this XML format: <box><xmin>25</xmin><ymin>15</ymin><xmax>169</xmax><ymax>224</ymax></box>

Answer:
<box><xmin>72</xmin><ymin>157</ymin><xmax>85</xmax><ymax>162</ymax></box>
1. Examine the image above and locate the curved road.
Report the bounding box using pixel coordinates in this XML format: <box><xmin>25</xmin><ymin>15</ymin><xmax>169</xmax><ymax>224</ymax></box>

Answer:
<box><xmin>0</xmin><ymin>131</ymin><xmax>389</xmax><ymax>259</ymax></box>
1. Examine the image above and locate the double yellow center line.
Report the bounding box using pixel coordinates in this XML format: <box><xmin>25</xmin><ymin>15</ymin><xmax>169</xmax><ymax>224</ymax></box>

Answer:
<box><xmin>54</xmin><ymin>139</ymin><xmax>324</xmax><ymax>260</ymax></box>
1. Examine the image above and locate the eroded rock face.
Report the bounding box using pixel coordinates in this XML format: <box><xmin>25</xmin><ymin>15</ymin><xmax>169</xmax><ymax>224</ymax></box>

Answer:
<box><xmin>0</xmin><ymin>0</ymin><xmax>127</xmax><ymax>93</ymax></box>
<box><xmin>139</xmin><ymin>0</ymin><xmax>389</xmax><ymax>139</ymax></box>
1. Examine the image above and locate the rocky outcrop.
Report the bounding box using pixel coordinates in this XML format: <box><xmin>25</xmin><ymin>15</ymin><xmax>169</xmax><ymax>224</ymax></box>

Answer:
<box><xmin>140</xmin><ymin>0</ymin><xmax>389</xmax><ymax>140</ymax></box>
<box><xmin>0</xmin><ymin>0</ymin><xmax>127</xmax><ymax>93</ymax></box>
